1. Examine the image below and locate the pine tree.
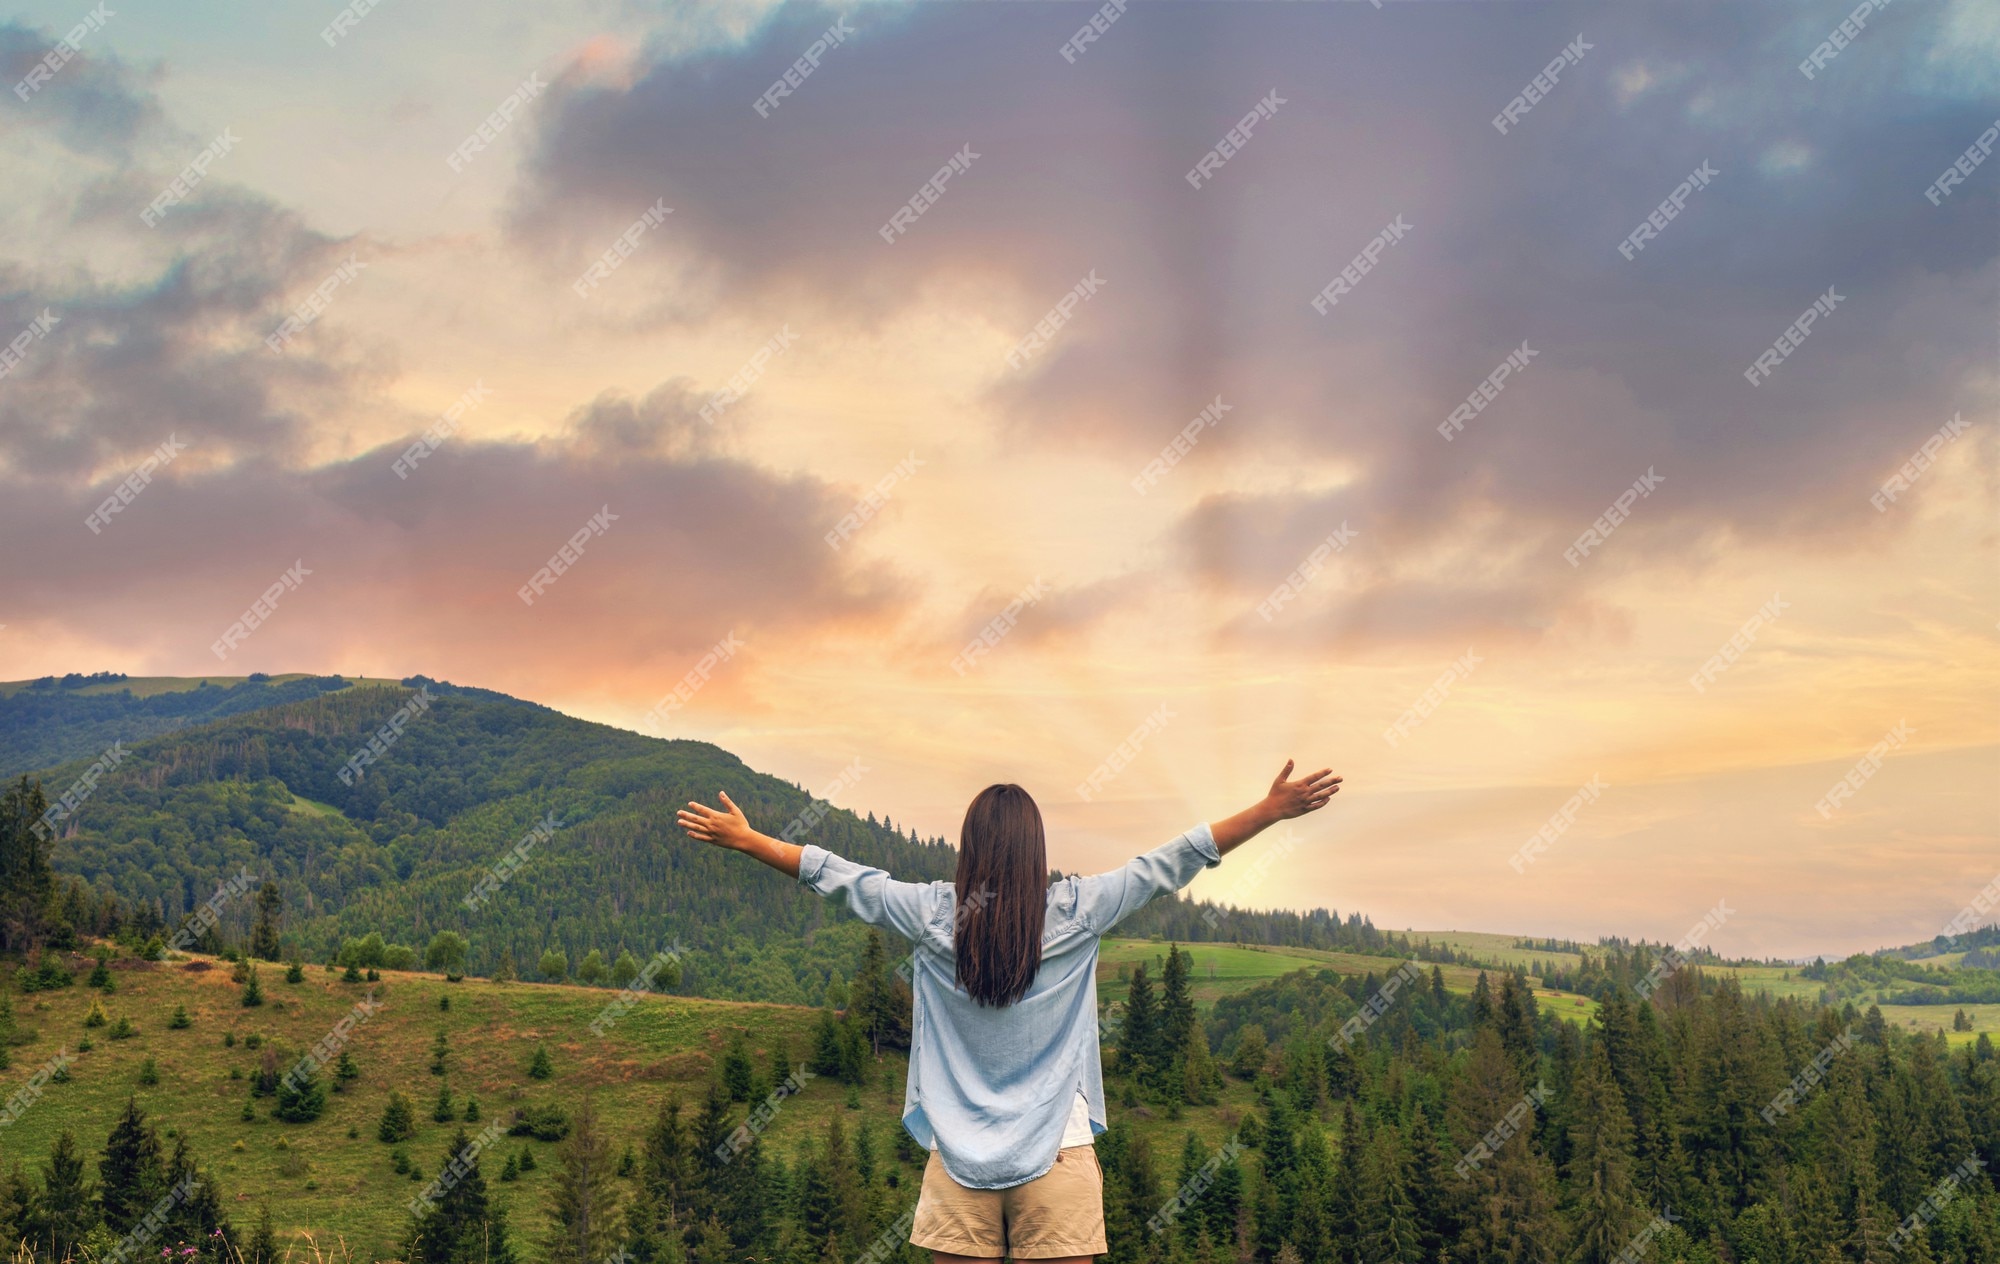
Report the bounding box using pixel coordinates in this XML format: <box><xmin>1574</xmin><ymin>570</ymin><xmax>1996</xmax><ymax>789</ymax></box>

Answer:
<box><xmin>160</xmin><ymin>1133</ymin><xmax>234</xmax><ymax>1254</ymax></box>
<box><xmin>547</xmin><ymin>1099</ymin><xmax>620</xmax><ymax>1264</ymax></box>
<box><xmin>1161</xmin><ymin>946</ymin><xmax>1195</xmax><ymax>1062</ymax></box>
<box><xmin>528</xmin><ymin>1044</ymin><xmax>553</xmax><ymax>1080</ymax></box>
<box><xmin>379</xmin><ymin>1090</ymin><xmax>417</xmax><ymax>1143</ymax></box>
<box><xmin>335</xmin><ymin>1050</ymin><xmax>359</xmax><ymax>1091</ymax></box>
<box><xmin>433</xmin><ymin>1084</ymin><xmax>457</xmax><ymax>1122</ymax></box>
<box><xmin>250</xmin><ymin>881</ymin><xmax>283</xmax><ymax>961</ymax></box>
<box><xmin>809</xmin><ymin>1009</ymin><xmax>846</xmax><ymax>1080</ymax></box>
<box><xmin>799</xmin><ymin>1113</ymin><xmax>862</xmax><ymax>1250</ymax></box>
<box><xmin>240</xmin><ymin>963</ymin><xmax>264</xmax><ymax>1007</ymax></box>
<box><xmin>1360</xmin><ymin>1128</ymin><xmax>1424</xmax><ymax>1264</ymax></box>
<box><xmin>96</xmin><ymin>1098</ymin><xmax>166</xmax><ymax>1235</ymax></box>
<box><xmin>31</xmin><ymin>1130</ymin><xmax>98</xmax><ymax>1260</ymax></box>
<box><xmin>1495</xmin><ymin>970</ymin><xmax>1539</xmax><ymax>1085</ymax></box>
<box><xmin>0</xmin><ymin>778</ymin><xmax>56</xmax><ymax>954</ymax></box>
<box><xmin>1563</xmin><ymin>1040</ymin><xmax>1642</xmax><ymax>1264</ymax></box>
<box><xmin>848</xmin><ymin>931</ymin><xmax>909</xmax><ymax>1056</ymax></box>
<box><xmin>404</xmin><ymin>1129</ymin><xmax>513</xmax><ymax>1264</ymax></box>
<box><xmin>721</xmin><ymin>1032</ymin><xmax>754</xmax><ymax>1103</ymax></box>
<box><xmin>247</xmin><ymin>1203</ymin><xmax>278</xmax><ymax>1264</ymax></box>
<box><xmin>275</xmin><ymin>1060</ymin><xmax>328</xmax><ymax>1122</ymax></box>
<box><xmin>1119</xmin><ymin>961</ymin><xmax>1161</xmax><ymax>1084</ymax></box>
<box><xmin>431</xmin><ymin>1028</ymin><xmax>451</xmax><ymax>1075</ymax></box>
<box><xmin>632</xmin><ymin>1096</ymin><xmax>691</xmax><ymax>1250</ymax></box>
<box><xmin>1449</xmin><ymin>1027</ymin><xmax>1560</xmax><ymax>1264</ymax></box>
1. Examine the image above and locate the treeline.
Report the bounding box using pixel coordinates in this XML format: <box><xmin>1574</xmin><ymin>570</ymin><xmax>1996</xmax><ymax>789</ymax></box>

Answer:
<box><xmin>1801</xmin><ymin>954</ymin><xmax>2000</xmax><ymax>1007</ymax></box>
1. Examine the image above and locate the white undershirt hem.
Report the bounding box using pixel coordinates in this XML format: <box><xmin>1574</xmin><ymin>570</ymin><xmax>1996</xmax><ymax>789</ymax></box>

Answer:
<box><xmin>927</xmin><ymin>1091</ymin><xmax>1095</xmax><ymax>1151</ymax></box>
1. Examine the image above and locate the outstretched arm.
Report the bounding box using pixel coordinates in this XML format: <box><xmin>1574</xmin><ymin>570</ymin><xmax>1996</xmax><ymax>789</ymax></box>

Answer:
<box><xmin>1076</xmin><ymin>758</ymin><xmax>1343</xmax><ymax>936</ymax></box>
<box><xmin>677</xmin><ymin>791</ymin><xmax>802</xmax><ymax>877</ymax></box>
<box><xmin>678</xmin><ymin>790</ymin><xmax>939</xmax><ymax>941</ymax></box>
<box><xmin>1210</xmin><ymin>760</ymin><xmax>1342</xmax><ymax>856</ymax></box>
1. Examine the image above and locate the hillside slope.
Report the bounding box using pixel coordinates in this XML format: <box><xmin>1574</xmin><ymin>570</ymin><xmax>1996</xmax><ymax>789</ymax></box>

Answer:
<box><xmin>21</xmin><ymin>677</ymin><xmax>955</xmax><ymax>1004</ymax></box>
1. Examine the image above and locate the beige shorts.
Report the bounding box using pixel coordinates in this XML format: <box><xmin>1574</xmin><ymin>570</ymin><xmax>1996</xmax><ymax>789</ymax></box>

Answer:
<box><xmin>911</xmin><ymin>1145</ymin><xmax>1107</xmax><ymax>1259</ymax></box>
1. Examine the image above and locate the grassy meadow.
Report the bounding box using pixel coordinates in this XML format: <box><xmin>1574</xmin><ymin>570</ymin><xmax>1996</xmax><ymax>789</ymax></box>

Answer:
<box><xmin>0</xmin><ymin>953</ymin><xmax>883</xmax><ymax>1261</ymax></box>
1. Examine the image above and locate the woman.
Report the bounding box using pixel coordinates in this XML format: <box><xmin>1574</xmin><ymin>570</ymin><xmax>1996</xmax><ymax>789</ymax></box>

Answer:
<box><xmin>677</xmin><ymin>759</ymin><xmax>1341</xmax><ymax>1263</ymax></box>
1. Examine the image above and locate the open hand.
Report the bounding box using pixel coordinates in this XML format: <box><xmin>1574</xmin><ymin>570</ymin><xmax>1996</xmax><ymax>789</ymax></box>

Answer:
<box><xmin>677</xmin><ymin>791</ymin><xmax>756</xmax><ymax>849</ymax></box>
<box><xmin>1265</xmin><ymin>760</ymin><xmax>1342</xmax><ymax>819</ymax></box>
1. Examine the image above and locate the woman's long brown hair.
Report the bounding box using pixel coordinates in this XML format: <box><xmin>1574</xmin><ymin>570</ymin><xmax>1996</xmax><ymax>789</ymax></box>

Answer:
<box><xmin>953</xmin><ymin>784</ymin><xmax>1047</xmax><ymax>1007</ymax></box>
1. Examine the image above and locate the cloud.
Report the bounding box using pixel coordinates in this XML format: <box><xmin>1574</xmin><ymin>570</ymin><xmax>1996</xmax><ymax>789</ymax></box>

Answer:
<box><xmin>0</xmin><ymin>19</ymin><xmax>376</xmax><ymax>484</ymax></box>
<box><xmin>504</xmin><ymin>0</ymin><xmax>1996</xmax><ymax>658</ymax></box>
<box><xmin>0</xmin><ymin>20</ymin><xmax>162</xmax><ymax>160</ymax></box>
<box><xmin>0</xmin><ymin>418</ymin><xmax>911</xmax><ymax>682</ymax></box>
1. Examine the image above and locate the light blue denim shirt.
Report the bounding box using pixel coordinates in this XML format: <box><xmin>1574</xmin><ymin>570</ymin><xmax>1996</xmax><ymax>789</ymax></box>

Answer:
<box><xmin>796</xmin><ymin>822</ymin><xmax>1222</xmax><ymax>1190</ymax></box>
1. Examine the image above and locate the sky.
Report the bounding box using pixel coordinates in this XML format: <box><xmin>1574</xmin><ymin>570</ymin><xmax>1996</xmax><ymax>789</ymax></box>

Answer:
<box><xmin>0</xmin><ymin>0</ymin><xmax>1995</xmax><ymax>961</ymax></box>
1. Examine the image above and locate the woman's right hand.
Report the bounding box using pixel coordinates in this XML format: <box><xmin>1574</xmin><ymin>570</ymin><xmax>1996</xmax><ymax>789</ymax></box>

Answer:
<box><xmin>1264</xmin><ymin>759</ymin><xmax>1342</xmax><ymax>820</ymax></box>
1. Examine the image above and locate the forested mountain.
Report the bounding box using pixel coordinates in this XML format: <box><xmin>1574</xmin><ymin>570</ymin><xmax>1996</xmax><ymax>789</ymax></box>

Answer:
<box><xmin>5</xmin><ymin>676</ymin><xmax>1396</xmax><ymax>1004</ymax></box>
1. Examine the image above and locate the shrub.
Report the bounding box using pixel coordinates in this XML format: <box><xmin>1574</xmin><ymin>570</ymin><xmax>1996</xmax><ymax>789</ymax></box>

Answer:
<box><xmin>22</xmin><ymin>957</ymin><xmax>73</xmax><ymax>992</ymax></box>
<box><xmin>506</xmin><ymin>1104</ymin><xmax>571</xmax><ymax>1141</ymax></box>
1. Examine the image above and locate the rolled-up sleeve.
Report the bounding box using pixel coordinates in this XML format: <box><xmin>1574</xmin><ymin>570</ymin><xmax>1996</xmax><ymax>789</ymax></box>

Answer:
<box><xmin>1076</xmin><ymin>823</ymin><xmax>1222</xmax><ymax>936</ymax></box>
<box><xmin>797</xmin><ymin>845</ymin><xmax>941</xmax><ymax>944</ymax></box>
